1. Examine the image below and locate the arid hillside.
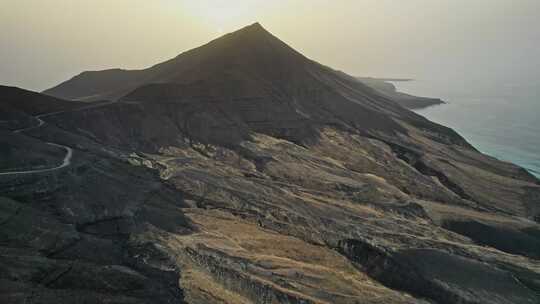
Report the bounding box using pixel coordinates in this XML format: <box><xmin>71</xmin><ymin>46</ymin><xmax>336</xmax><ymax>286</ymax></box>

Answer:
<box><xmin>1</xmin><ymin>24</ymin><xmax>539</xmax><ymax>304</ymax></box>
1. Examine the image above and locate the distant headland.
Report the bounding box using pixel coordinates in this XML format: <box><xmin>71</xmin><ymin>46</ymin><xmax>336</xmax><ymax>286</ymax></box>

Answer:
<box><xmin>357</xmin><ymin>77</ymin><xmax>445</xmax><ymax>109</ymax></box>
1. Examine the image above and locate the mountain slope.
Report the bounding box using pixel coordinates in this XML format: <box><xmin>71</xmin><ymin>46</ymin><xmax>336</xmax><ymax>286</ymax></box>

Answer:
<box><xmin>2</xmin><ymin>24</ymin><xmax>540</xmax><ymax>304</ymax></box>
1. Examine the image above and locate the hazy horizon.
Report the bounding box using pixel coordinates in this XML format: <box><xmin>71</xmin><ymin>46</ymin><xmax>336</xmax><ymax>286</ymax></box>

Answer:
<box><xmin>1</xmin><ymin>0</ymin><xmax>540</xmax><ymax>92</ymax></box>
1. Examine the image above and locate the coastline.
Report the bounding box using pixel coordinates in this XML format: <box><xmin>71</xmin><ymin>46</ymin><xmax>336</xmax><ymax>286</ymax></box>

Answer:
<box><xmin>394</xmin><ymin>80</ymin><xmax>540</xmax><ymax>179</ymax></box>
<box><xmin>358</xmin><ymin>77</ymin><xmax>445</xmax><ymax>109</ymax></box>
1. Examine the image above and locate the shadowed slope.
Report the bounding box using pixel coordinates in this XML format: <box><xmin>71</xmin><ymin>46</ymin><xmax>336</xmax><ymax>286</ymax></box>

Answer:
<box><xmin>45</xmin><ymin>23</ymin><xmax>468</xmax><ymax>148</ymax></box>
<box><xmin>1</xmin><ymin>85</ymin><xmax>82</xmax><ymax>115</ymax></box>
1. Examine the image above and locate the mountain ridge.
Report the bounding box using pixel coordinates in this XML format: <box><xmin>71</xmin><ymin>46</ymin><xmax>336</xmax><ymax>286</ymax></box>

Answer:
<box><xmin>43</xmin><ymin>23</ymin><xmax>303</xmax><ymax>100</ymax></box>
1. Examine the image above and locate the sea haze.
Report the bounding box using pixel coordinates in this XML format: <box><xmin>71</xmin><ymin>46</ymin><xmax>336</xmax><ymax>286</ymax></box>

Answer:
<box><xmin>394</xmin><ymin>80</ymin><xmax>540</xmax><ymax>178</ymax></box>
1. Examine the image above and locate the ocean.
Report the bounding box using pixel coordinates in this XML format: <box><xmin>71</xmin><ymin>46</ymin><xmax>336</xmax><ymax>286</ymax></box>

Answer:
<box><xmin>393</xmin><ymin>80</ymin><xmax>540</xmax><ymax>178</ymax></box>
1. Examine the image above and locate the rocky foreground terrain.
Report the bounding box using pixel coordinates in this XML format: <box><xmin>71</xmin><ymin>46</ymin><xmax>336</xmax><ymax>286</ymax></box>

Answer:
<box><xmin>1</xmin><ymin>23</ymin><xmax>540</xmax><ymax>304</ymax></box>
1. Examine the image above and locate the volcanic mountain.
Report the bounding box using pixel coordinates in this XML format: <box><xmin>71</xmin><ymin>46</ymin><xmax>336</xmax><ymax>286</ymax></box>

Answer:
<box><xmin>2</xmin><ymin>23</ymin><xmax>540</xmax><ymax>304</ymax></box>
<box><xmin>44</xmin><ymin>23</ymin><xmax>460</xmax><ymax>147</ymax></box>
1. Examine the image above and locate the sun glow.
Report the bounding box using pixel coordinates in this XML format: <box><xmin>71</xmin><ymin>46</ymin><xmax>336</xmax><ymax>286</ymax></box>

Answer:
<box><xmin>179</xmin><ymin>0</ymin><xmax>282</xmax><ymax>34</ymax></box>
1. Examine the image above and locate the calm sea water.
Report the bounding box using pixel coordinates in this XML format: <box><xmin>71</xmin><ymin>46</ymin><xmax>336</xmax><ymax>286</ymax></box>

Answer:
<box><xmin>393</xmin><ymin>80</ymin><xmax>540</xmax><ymax>178</ymax></box>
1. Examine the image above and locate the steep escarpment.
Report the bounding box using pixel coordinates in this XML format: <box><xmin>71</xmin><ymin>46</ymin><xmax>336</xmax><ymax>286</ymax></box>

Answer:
<box><xmin>2</xmin><ymin>24</ymin><xmax>540</xmax><ymax>304</ymax></box>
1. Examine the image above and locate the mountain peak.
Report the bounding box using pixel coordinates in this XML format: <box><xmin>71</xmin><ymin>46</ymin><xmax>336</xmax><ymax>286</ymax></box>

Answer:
<box><xmin>239</xmin><ymin>22</ymin><xmax>266</xmax><ymax>32</ymax></box>
<box><xmin>247</xmin><ymin>21</ymin><xmax>263</xmax><ymax>28</ymax></box>
<box><xmin>221</xmin><ymin>22</ymin><xmax>274</xmax><ymax>42</ymax></box>
<box><xmin>42</xmin><ymin>22</ymin><xmax>300</xmax><ymax>101</ymax></box>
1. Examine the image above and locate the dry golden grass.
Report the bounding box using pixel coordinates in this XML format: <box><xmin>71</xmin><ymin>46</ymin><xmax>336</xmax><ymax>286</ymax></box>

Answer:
<box><xmin>180</xmin><ymin>266</ymin><xmax>253</xmax><ymax>304</ymax></box>
<box><xmin>162</xmin><ymin>209</ymin><xmax>418</xmax><ymax>304</ymax></box>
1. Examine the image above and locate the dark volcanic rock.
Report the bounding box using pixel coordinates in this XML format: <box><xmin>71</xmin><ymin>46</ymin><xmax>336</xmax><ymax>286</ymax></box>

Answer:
<box><xmin>442</xmin><ymin>220</ymin><xmax>540</xmax><ymax>259</ymax></box>
<box><xmin>339</xmin><ymin>239</ymin><xmax>538</xmax><ymax>304</ymax></box>
<box><xmin>2</xmin><ymin>23</ymin><xmax>540</xmax><ymax>303</ymax></box>
<box><xmin>0</xmin><ymin>151</ymin><xmax>192</xmax><ymax>303</ymax></box>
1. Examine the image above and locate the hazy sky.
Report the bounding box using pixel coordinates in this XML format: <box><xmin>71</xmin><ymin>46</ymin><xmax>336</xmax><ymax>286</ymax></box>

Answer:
<box><xmin>1</xmin><ymin>0</ymin><xmax>539</xmax><ymax>92</ymax></box>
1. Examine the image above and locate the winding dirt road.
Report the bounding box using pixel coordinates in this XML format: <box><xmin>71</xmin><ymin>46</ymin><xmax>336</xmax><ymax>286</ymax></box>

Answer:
<box><xmin>0</xmin><ymin>100</ymin><xmax>117</xmax><ymax>176</ymax></box>
<box><xmin>0</xmin><ymin>143</ymin><xmax>73</xmax><ymax>176</ymax></box>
